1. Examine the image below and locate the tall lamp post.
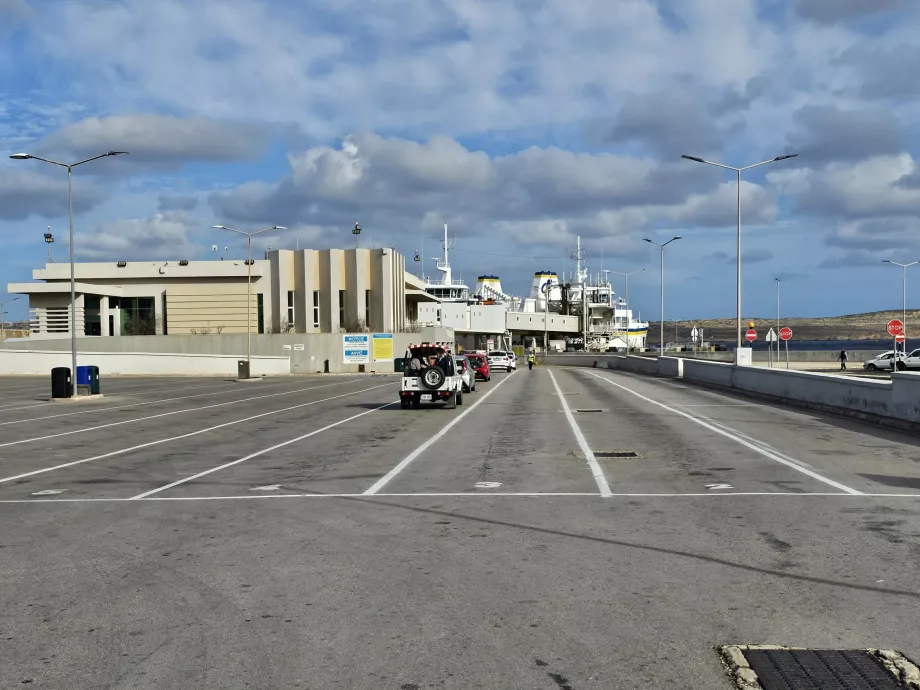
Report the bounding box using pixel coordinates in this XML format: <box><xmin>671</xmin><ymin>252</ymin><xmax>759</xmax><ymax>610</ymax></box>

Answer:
<box><xmin>11</xmin><ymin>150</ymin><xmax>128</xmax><ymax>389</ymax></box>
<box><xmin>542</xmin><ymin>279</ymin><xmax>552</xmax><ymax>360</ymax></box>
<box><xmin>213</xmin><ymin>224</ymin><xmax>287</xmax><ymax>379</ymax></box>
<box><xmin>681</xmin><ymin>152</ymin><xmax>798</xmax><ymax>351</ymax></box>
<box><xmin>44</xmin><ymin>227</ymin><xmax>55</xmax><ymax>263</ymax></box>
<box><xmin>352</xmin><ymin>222</ymin><xmax>361</xmax><ymax>249</ymax></box>
<box><xmin>0</xmin><ymin>296</ymin><xmax>20</xmax><ymax>341</ymax></box>
<box><xmin>775</xmin><ymin>278</ymin><xmax>781</xmax><ymax>363</ymax></box>
<box><xmin>643</xmin><ymin>237</ymin><xmax>681</xmax><ymax>352</ymax></box>
<box><xmin>610</xmin><ymin>268</ymin><xmax>645</xmax><ymax>354</ymax></box>
<box><xmin>882</xmin><ymin>259</ymin><xmax>919</xmax><ymax>352</ymax></box>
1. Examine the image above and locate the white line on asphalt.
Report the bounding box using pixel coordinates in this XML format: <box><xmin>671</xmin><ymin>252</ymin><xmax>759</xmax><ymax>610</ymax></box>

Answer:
<box><xmin>0</xmin><ymin>383</ymin><xmax>393</xmax><ymax>484</ymax></box>
<box><xmin>548</xmin><ymin>369</ymin><xmax>613</xmax><ymax>498</ymax></box>
<box><xmin>361</xmin><ymin>372</ymin><xmax>518</xmax><ymax>496</ymax></box>
<box><xmin>0</xmin><ymin>378</ymin><xmax>363</xmax><ymax>427</ymax></box>
<box><xmin>2</xmin><ymin>491</ymin><xmax>919</xmax><ymax>504</ymax></box>
<box><xmin>0</xmin><ymin>379</ymin><xmax>368</xmax><ymax>447</ymax></box>
<box><xmin>583</xmin><ymin>370</ymin><xmax>863</xmax><ymax>495</ymax></box>
<box><xmin>130</xmin><ymin>400</ymin><xmax>399</xmax><ymax>499</ymax></box>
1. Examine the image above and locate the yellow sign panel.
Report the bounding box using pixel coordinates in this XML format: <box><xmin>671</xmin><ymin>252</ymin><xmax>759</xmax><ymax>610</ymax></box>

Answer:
<box><xmin>372</xmin><ymin>333</ymin><xmax>393</xmax><ymax>361</ymax></box>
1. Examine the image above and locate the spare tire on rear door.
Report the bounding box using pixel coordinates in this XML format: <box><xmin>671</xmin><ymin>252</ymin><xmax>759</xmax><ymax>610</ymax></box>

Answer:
<box><xmin>420</xmin><ymin>366</ymin><xmax>446</xmax><ymax>390</ymax></box>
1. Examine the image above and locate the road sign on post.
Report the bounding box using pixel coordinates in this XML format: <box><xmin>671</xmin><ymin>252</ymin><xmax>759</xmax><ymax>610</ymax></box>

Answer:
<box><xmin>779</xmin><ymin>327</ymin><xmax>793</xmax><ymax>341</ymax></box>
<box><xmin>766</xmin><ymin>328</ymin><xmax>777</xmax><ymax>342</ymax></box>
<box><xmin>888</xmin><ymin>319</ymin><xmax>904</xmax><ymax>336</ymax></box>
<box><xmin>896</xmin><ymin>334</ymin><xmax>906</xmax><ymax>343</ymax></box>
<box><xmin>745</xmin><ymin>329</ymin><xmax>757</xmax><ymax>343</ymax></box>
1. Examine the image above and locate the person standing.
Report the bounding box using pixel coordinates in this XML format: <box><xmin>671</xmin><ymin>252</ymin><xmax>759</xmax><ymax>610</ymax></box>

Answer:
<box><xmin>838</xmin><ymin>347</ymin><xmax>848</xmax><ymax>371</ymax></box>
<box><xmin>528</xmin><ymin>350</ymin><xmax>536</xmax><ymax>371</ymax></box>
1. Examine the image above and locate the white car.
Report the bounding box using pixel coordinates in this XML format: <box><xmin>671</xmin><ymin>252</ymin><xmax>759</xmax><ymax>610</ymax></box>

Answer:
<box><xmin>454</xmin><ymin>355</ymin><xmax>476</xmax><ymax>393</ymax></box>
<box><xmin>488</xmin><ymin>350</ymin><xmax>514</xmax><ymax>372</ymax></box>
<box><xmin>864</xmin><ymin>351</ymin><xmax>897</xmax><ymax>371</ymax></box>
<box><xmin>400</xmin><ymin>345</ymin><xmax>464</xmax><ymax>408</ymax></box>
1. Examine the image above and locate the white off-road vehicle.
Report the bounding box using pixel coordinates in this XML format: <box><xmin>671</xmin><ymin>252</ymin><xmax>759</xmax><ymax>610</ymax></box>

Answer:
<box><xmin>400</xmin><ymin>345</ymin><xmax>464</xmax><ymax>409</ymax></box>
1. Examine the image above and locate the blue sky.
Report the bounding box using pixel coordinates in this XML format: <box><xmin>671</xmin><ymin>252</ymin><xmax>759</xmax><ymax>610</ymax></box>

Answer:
<box><xmin>2</xmin><ymin>0</ymin><xmax>920</xmax><ymax>323</ymax></box>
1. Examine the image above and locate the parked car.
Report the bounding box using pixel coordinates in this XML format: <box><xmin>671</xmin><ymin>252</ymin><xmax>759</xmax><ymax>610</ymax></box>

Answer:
<box><xmin>399</xmin><ymin>345</ymin><xmax>464</xmax><ymax>408</ymax></box>
<box><xmin>466</xmin><ymin>353</ymin><xmax>491</xmax><ymax>381</ymax></box>
<box><xmin>864</xmin><ymin>351</ymin><xmax>897</xmax><ymax>371</ymax></box>
<box><xmin>488</xmin><ymin>350</ymin><xmax>514</xmax><ymax>372</ymax></box>
<box><xmin>454</xmin><ymin>355</ymin><xmax>476</xmax><ymax>393</ymax></box>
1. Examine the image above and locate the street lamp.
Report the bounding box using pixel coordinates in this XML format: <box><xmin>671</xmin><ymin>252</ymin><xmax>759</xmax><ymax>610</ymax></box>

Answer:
<box><xmin>542</xmin><ymin>278</ymin><xmax>552</xmax><ymax>360</ymax></box>
<box><xmin>681</xmin><ymin>152</ymin><xmax>798</xmax><ymax>351</ymax></box>
<box><xmin>609</xmin><ymin>268</ymin><xmax>645</xmax><ymax>354</ymax></box>
<box><xmin>882</xmin><ymin>259</ymin><xmax>919</xmax><ymax>352</ymax></box>
<box><xmin>775</xmin><ymin>278</ymin><xmax>781</xmax><ymax>365</ymax></box>
<box><xmin>643</xmin><ymin>237</ymin><xmax>681</xmax><ymax>352</ymax></box>
<box><xmin>0</xmin><ymin>296</ymin><xmax>20</xmax><ymax>341</ymax></box>
<box><xmin>11</xmin><ymin>150</ymin><xmax>128</xmax><ymax>389</ymax></box>
<box><xmin>44</xmin><ymin>227</ymin><xmax>54</xmax><ymax>263</ymax></box>
<box><xmin>352</xmin><ymin>221</ymin><xmax>361</xmax><ymax>249</ymax></box>
<box><xmin>213</xmin><ymin>224</ymin><xmax>288</xmax><ymax>379</ymax></box>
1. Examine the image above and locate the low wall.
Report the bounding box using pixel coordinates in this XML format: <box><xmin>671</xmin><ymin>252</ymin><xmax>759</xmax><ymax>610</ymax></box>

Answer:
<box><xmin>0</xmin><ymin>350</ymin><xmax>291</xmax><ymax>376</ymax></box>
<box><xmin>550</xmin><ymin>351</ymin><xmax>920</xmax><ymax>431</ymax></box>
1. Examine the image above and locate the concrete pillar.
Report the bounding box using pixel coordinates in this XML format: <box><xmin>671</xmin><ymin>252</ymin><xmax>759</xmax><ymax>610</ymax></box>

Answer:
<box><xmin>100</xmin><ymin>296</ymin><xmax>110</xmax><ymax>336</ymax></box>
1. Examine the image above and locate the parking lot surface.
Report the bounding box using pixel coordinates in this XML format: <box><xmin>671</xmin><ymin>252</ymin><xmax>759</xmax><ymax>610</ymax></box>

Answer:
<box><xmin>1</xmin><ymin>369</ymin><xmax>919</xmax><ymax>688</ymax></box>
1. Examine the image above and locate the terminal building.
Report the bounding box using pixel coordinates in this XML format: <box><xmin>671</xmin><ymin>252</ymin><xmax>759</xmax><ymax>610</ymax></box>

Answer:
<box><xmin>8</xmin><ymin>248</ymin><xmax>437</xmax><ymax>339</ymax></box>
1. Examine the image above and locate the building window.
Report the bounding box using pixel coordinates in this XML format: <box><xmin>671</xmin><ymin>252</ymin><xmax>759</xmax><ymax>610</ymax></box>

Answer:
<box><xmin>338</xmin><ymin>290</ymin><xmax>346</xmax><ymax>328</ymax></box>
<box><xmin>287</xmin><ymin>290</ymin><xmax>295</xmax><ymax>329</ymax></box>
<box><xmin>365</xmin><ymin>289</ymin><xmax>371</xmax><ymax>330</ymax></box>
<box><xmin>257</xmin><ymin>293</ymin><xmax>264</xmax><ymax>334</ymax></box>
<box><xmin>312</xmin><ymin>291</ymin><xmax>320</xmax><ymax>328</ymax></box>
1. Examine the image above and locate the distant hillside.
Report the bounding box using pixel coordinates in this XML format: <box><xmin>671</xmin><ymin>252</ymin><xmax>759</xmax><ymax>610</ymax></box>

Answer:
<box><xmin>651</xmin><ymin>310</ymin><xmax>920</xmax><ymax>342</ymax></box>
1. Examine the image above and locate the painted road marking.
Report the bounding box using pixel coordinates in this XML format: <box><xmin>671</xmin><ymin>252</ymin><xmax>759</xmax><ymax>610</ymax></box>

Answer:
<box><xmin>131</xmin><ymin>401</ymin><xmax>399</xmax><ymax>499</ymax></box>
<box><xmin>0</xmin><ymin>378</ymin><xmax>347</xmax><ymax>427</ymax></box>
<box><xmin>548</xmin><ymin>369</ymin><xmax>613</xmax><ymax>498</ymax></box>
<box><xmin>31</xmin><ymin>489</ymin><xmax>65</xmax><ymax>495</ymax></box>
<box><xmin>0</xmin><ymin>383</ymin><xmax>393</xmax><ymax>485</ymax></box>
<box><xmin>0</xmin><ymin>379</ymin><xmax>368</xmax><ymax>448</ymax></box>
<box><xmin>1</xmin><ymin>492</ymin><xmax>919</xmax><ymax>504</ymax></box>
<box><xmin>362</xmin><ymin>372</ymin><xmax>518</xmax><ymax>496</ymax></box>
<box><xmin>250</xmin><ymin>485</ymin><xmax>282</xmax><ymax>491</ymax></box>
<box><xmin>706</xmin><ymin>483</ymin><xmax>734</xmax><ymax>490</ymax></box>
<box><xmin>582</xmin><ymin>370</ymin><xmax>863</xmax><ymax>496</ymax></box>
<box><xmin>475</xmin><ymin>481</ymin><xmax>502</xmax><ymax>488</ymax></box>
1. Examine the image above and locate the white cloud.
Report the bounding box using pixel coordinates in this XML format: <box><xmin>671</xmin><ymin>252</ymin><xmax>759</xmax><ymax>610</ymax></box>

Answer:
<box><xmin>75</xmin><ymin>211</ymin><xmax>203</xmax><ymax>260</ymax></box>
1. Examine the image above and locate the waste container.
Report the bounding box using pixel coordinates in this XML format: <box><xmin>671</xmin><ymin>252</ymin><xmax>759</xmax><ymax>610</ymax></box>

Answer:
<box><xmin>238</xmin><ymin>360</ymin><xmax>250</xmax><ymax>379</ymax></box>
<box><xmin>76</xmin><ymin>365</ymin><xmax>100</xmax><ymax>396</ymax></box>
<box><xmin>51</xmin><ymin>367</ymin><xmax>72</xmax><ymax>399</ymax></box>
<box><xmin>394</xmin><ymin>357</ymin><xmax>406</xmax><ymax>373</ymax></box>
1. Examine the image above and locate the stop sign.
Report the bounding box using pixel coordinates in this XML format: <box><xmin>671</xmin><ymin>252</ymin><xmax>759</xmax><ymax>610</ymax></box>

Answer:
<box><xmin>888</xmin><ymin>319</ymin><xmax>904</xmax><ymax>336</ymax></box>
<box><xmin>745</xmin><ymin>329</ymin><xmax>757</xmax><ymax>342</ymax></box>
<box><xmin>779</xmin><ymin>327</ymin><xmax>793</xmax><ymax>341</ymax></box>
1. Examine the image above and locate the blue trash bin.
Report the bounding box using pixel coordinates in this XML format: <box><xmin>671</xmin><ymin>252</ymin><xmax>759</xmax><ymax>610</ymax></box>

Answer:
<box><xmin>75</xmin><ymin>365</ymin><xmax>96</xmax><ymax>396</ymax></box>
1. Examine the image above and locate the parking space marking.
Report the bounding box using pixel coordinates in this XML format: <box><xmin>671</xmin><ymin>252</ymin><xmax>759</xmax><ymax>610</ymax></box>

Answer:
<box><xmin>0</xmin><ymin>378</ymin><xmax>364</xmax><ymax>427</ymax></box>
<box><xmin>548</xmin><ymin>369</ymin><xmax>613</xmax><ymax>498</ymax></box>
<box><xmin>131</xmin><ymin>400</ymin><xmax>400</xmax><ymax>499</ymax></box>
<box><xmin>1</xmin><ymin>492</ymin><xmax>919</xmax><ymax>504</ymax></box>
<box><xmin>582</xmin><ymin>369</ymin><xmax>863</xmax><ymax>495</ymax></box>
<box><xmin>362</xmin><ymin>372</ymin><xmax>518</xmax><ymax>496</ymax></box>
<box><xmin>0</xmin><ymin>383</ymin><xmax>393</xmax><ymax>485</ymax></box>
<box><xmin>0</xmin><ymin>379</ymin><xmax>369</xmax><ymax>448</ymax></box>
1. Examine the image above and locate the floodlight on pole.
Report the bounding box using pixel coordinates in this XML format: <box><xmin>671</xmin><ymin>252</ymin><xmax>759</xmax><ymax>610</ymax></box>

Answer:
<box><xmin>643</xmin><ymin>237</ymin><xmax>681</xmax><ymax>352</ymax></box>
<box><xmin>609</xmin><ymin>268</ymin><xmax>645</xmax><ymax>354</ymax></box>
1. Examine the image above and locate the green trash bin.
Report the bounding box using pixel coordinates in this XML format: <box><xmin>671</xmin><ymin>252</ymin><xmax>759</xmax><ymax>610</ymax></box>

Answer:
<box><xmin>394</xmin><ymin>357</ymin><xmax>407</xmax><ymax>373</ymax></box>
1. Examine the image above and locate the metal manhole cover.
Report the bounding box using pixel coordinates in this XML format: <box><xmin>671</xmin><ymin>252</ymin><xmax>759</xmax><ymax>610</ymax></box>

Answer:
<box><xmin>719</xmin><ymin>645</ymin><xmax>919</xmax><ymax>690</ymax></box>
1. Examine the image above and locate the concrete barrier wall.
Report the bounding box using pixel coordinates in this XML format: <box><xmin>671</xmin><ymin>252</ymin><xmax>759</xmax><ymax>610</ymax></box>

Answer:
<box><xmin>622</xmin><ymin>356</ymin><xmax>659</xmax><ymax>375</ymax></box>
<box><xmin>0</xmin><ymin>350</ymin><xmax>291</xmax><ymax>376</ymax></box>
<box><xmin>657</xmin><ymin>356</ymin><xmax>683</xmax><ymax>378</ymax></box>
<box><xmin>682</xmin><ymin>359</ymin><xmax>735</xmax><ymax>387</ymax></box>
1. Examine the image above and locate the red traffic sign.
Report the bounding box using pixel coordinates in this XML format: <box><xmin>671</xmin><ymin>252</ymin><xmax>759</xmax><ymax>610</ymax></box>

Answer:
<box><xmin>888</xmin><ymin>319</ymin><xmax>904</xmax><ymax>336</ymax></box>
<box><xmin>896</xmin><ymin>334</ymin><xmax>906</xmax><ymax>343</ymax></box>
<box><xmin>779</xmin><ymin>327</ymin><xmax>793</xmax><ymax>341</ymax></box>
<box><xmin>745</xmin><ymin>329</ymin><xmax>757</xmax><ymax>343</ymax></box>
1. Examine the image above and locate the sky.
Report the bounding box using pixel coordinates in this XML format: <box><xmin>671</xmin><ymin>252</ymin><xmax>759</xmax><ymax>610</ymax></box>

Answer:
<box><xmin>2</xmin><ymin>0</ymin><xmax>920</xmax><ymax>324</ymax></box>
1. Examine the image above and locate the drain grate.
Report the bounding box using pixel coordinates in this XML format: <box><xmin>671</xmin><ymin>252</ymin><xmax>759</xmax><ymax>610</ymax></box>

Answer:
<box><xmin>722</xmin><ymin>647</ymin><xmax>914</xmax><ymax>690</ymax></box>
<box><xmin>595</xmin><ymin>451</ymin><xmax>638</xmax><ymax>458</ymax></box>
<box><xmin>575</xmin><ymin>408</ymin><xmax>605</xmax><ymax>413</ymax></box>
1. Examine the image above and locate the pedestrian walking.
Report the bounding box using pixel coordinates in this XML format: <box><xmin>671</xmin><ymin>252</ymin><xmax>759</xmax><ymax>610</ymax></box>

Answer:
<box><xmin>527</xmin><ymin>351</ymin><xmax>536</xmax><ymax>371</ymax></box>
<box><xmin>838</xmin><ymin>347</ymin><xmax>848</xmax><ymax>371</ymax></box>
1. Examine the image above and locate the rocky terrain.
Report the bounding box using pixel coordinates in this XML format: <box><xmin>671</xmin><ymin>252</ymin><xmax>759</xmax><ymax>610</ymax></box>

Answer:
<box><xmin>652</xmin><ymin>310</ymin><xmax>920</xmax><ymax>342</ymax></box>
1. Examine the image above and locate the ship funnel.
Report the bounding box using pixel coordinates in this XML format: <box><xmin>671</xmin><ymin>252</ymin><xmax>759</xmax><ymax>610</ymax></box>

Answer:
<box><xmin>475</xmin><ymin>275</ymin><xmax>504</xmax><ymax>300</ymax></box>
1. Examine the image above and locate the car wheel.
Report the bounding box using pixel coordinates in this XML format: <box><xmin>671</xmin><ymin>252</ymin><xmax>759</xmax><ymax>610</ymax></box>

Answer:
<box><xmin>897</xmin><ymin>361</ymin><xmax>907</xmax><ymax>371</ymax></box>
<box><xmin>867</xmin><ymin>363</ymin><xmax>877</xmax><ymax>371</ymax></box>
<box><xmin>400</xmin><ymin>397</ymin><xmax>411</xmax><ymax>409</ymax></box>
<box><xmin>456</xmin><ymin>391</ymin><xmax>463</xmax><ymax>406</ymax></box>
<box><xmin>411</xmin><ymin>396</ymin><xmax>421</xmax><ymax>409</ymax></box>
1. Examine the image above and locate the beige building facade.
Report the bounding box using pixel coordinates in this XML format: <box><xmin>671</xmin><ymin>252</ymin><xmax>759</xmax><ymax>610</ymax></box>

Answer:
<box><xmin>9</xmin><ymin>248</ymin><xmax>427</xmax><ymax>339</ymax></box>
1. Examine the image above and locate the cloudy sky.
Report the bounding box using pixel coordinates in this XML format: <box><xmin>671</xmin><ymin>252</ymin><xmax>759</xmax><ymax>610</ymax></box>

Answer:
<box><xmin>2</xmin><ymin>0</ymin><xmax>920</xmax><ymax>323</ymax></box>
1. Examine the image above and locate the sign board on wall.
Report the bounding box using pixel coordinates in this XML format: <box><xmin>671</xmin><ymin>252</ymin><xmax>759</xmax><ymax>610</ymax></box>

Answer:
<box><xmin>372</xmin><ymin>333</ymin><xmax>394</xmax><ymax>361</ymax></box>
<box><xmin>343</xmin><ymin>334</ymin><xmax>370</xmax><ymax>363</ymax></box>
<box><xmin>293</xmin><ymin>344</ymin><xmax>305</xmax><ymax>351</ymax></box>
<box><xmin>282</xmin><ymin>344</ymin><xmax>292</xmax><ymax>351</ymax></box>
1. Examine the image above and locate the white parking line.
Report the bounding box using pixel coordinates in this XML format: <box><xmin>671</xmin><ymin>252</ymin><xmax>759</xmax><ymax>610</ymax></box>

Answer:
<box><xmin>582</xmin><ymin>369</ymin><xmax>862</xmax><ymax>495</ymax></box>
<box><xmin>362</xmin><ymin>372</ymin><xmax>518</xmax><ymax>495</ymax></box>
<box><xmin>0</xmin><ymin>378</ymin><xmax>362</xmax><ymax>427</ymax></box>
<box><xmin>0</xmin><ymin>379</ymin><xmax>368</xmax><ymax>448</ymax></box>
<box><xmin>131</xmin><ymin>400</ymin><xmax>399</xmax><ymax>499</ymax></box>
<box><xmin>548</xmin><ymin>369</ymin><xmax>613</xmax><ymax>498</ymax></box>
<box><xmin>0</xmin><ymin>383</ymin><xmax>393</xmax><ymax>484</ymax></box>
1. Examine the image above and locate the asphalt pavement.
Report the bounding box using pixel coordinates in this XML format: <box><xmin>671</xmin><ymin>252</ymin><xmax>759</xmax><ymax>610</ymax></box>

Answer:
<box><xmin>1</xmin><ymin>368</ymin><xmax>919</xmax><ymax>688</ymax></box>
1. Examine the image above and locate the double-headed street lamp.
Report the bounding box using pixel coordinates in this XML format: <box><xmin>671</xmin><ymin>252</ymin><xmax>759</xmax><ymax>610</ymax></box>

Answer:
<box><xmin>609</xmin><ymin>268</ymin><xmax>645</xmax><ymax>354</ymax></box>
<box><xmin>213</xmin><ymin>224</ymin><xmax>287</xmax><ymax>379</ymax></box>
<box><xmin>681</xmin><ymin>153</ymin><xmax>798</xmax><ymax>352</ymax></box>
<box><xmin>882</xmin><ymin>259</ymin><xmax>919</xmax><ymax>351</ymax></box>
<box><xmin>643</xmin><ymin>237</ymin><xmax>681</xmax><ymax>352</ymax></box>
<box><xmin>11</xmin><ymin>151</ymin><xmax>128</xmax><ymax>387</ymax></box>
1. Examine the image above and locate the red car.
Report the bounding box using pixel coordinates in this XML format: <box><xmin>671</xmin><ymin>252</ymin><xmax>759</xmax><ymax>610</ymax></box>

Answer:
<box><xmin>466</xmin><ymin>353</ymin><xmax>491</xmax><ymax>381</ymax></box>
